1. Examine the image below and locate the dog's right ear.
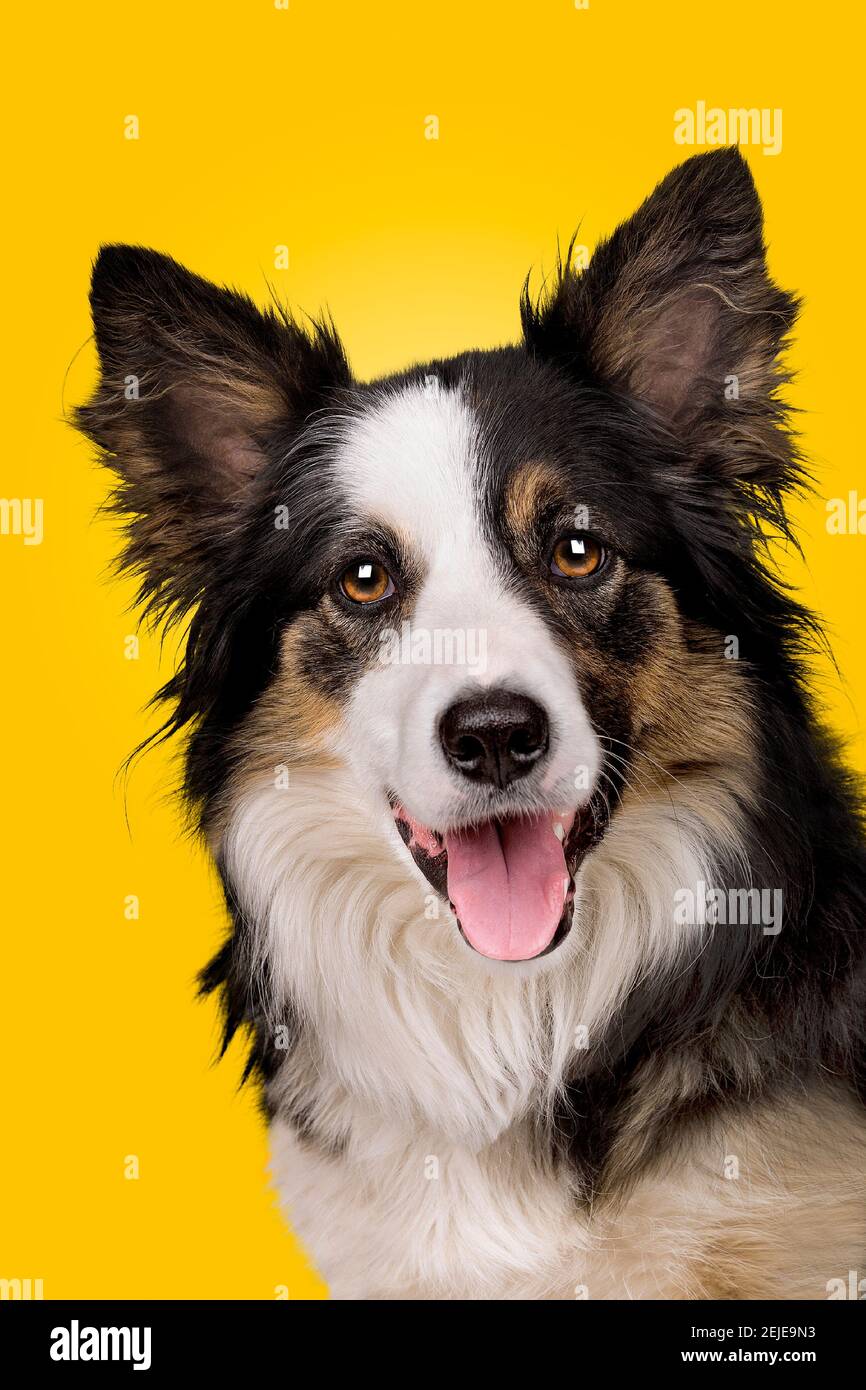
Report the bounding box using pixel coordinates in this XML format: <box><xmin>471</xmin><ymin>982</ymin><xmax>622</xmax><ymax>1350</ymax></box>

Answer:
<box><xmin>522</xmin><ymin>149</ymin><xmax>800</xmax><ymax>493</ymax></box>
<box><xmin>76</xmin><ymin>245</ymin><xmax>351</xmax><ymax>614</ymax></box>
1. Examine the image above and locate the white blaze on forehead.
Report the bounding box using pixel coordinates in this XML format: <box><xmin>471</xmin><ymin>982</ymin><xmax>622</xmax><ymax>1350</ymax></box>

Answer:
<box><xmin>335</xmin><ymin>380</ymin><xmax>516</xmax><ymax>652</ymax></box>
<box><xmin>337</xmin><ymin>382</ymin><xmax>482</xmax><ymax>557</ymax></box>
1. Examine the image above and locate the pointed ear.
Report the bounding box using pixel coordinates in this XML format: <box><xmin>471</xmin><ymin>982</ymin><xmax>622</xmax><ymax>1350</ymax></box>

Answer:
<box><xmin>76</xmin><ymin>245</ymin><xmax>350</xmax><ymax>613</ymax></box>
<box><xmin>522</xmin><ymin>149</ymin><xmax>800</xmax><ymax>487</ymax></box>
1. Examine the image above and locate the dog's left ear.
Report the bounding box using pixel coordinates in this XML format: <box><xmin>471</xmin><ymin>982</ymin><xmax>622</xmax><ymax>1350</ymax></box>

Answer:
<box><xmin>522</xmin><ymin>148</ymin><xmax>799</xmax><ymax>486</ymax></box>
<box><xmin>76</xmin><ymin>245</ymin><xmax>351</xmax><ymax>615</ymax></box>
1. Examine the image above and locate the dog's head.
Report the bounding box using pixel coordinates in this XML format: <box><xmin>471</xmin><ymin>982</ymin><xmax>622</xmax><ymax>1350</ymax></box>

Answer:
<box><xmin>78</xmin><ymin>149</ymin><xmax>797</xmax><ymax>986</ymax></box>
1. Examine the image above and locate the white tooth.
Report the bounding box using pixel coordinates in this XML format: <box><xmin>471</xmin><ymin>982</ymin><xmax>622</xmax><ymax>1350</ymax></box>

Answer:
<box><xmin>553</xmin><ymin>822</ymin><xmax>565</xmax><ymax>841</ymax></box>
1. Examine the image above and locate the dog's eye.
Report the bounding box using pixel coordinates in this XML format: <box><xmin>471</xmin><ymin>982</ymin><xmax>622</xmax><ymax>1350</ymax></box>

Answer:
<box><xmin>550</xmin><ymin>532</ymin><xmax>605</xmax><ymax>579</ymax></box>
<box><xmin>339</xmin><ymin>559</ymin><xmax>394</xmax><ymax>604</ymax></box>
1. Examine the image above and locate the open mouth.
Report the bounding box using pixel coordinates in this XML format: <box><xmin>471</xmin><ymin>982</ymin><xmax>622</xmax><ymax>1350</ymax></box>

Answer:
<box><xmin>390</xmin><ymin>799</ymin><xmax>604</xmax><ymax>962</ymax></box>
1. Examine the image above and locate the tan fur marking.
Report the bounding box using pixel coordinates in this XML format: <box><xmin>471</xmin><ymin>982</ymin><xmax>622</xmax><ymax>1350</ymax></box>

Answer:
<box><xmin>602</xmin><ymin>1089</ymin><xmax>866</xmax><ymax>1301</ymax></box>
<box><xmin>207</xmin><ymin>617</ymin><xmax>343</xmax><ymax>849</ymax></box>
<box><xmin>502</xmin><ymin>460</ymin><xmax>564</xmax><ymax>538</ymax></box>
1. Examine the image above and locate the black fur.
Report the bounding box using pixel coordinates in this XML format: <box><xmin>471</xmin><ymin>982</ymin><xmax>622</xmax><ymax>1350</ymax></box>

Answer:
<box><xmin>77</xmin><ymin>148</ymin><xmax>866</xmax><ymax>1204</ymax></box>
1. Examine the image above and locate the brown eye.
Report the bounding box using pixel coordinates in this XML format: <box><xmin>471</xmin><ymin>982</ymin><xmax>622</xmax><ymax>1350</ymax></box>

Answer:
<box><xmin>339</xmin><ymin>559</ymin><xmax>394</xmax><ymax>604</ymax></box>
<box><xmin>550</xmin><ymin>533</ymin><xmax>605</xmax><ymax>579</ymax></box>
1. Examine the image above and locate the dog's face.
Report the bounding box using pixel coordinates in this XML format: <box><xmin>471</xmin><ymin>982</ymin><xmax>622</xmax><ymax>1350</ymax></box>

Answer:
<box><xmin>78</xmin><ymin>147</ymin><xmax>797</xmax><ymax>981</ymax></box>
<box><xmin>289</xmin><ymin>370</ymin><xmax>687</xmax><ymax>963</ymax></box>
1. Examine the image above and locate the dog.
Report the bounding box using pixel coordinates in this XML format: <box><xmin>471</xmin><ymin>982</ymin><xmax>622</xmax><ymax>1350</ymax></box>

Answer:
<box><xmin>77</xmin><ymin>148</ymin><xmax>866</xmax><ymax>1300</ymax></box>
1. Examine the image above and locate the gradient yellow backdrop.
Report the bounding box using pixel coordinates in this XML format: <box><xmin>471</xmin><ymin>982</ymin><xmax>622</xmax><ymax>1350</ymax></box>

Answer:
<box><xmin>2</xmin><ymin>0</ymin><xmax>864</xmax><ymax>1299</ymax></box>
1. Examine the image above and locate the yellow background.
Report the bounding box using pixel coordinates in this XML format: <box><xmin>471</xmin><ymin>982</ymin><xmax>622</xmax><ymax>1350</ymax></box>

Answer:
<box><xmin>2</xmin><ymin>0</ymin><xmax>864</xmax><ymax>1299</ymax></box>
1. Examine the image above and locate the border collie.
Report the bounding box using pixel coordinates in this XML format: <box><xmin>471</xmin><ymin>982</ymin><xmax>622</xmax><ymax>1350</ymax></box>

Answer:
<box><xmin>77</xmin><ymin>148</ymin><xmax>866</xmax><ymax>1300</ymax></box>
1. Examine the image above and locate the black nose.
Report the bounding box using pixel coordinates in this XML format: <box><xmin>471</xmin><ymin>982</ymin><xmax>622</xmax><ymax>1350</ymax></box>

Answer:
<box><xmin>439</xmin><ymin>690</ymin><xmax>550</xmax><ymax>789</ymax></box>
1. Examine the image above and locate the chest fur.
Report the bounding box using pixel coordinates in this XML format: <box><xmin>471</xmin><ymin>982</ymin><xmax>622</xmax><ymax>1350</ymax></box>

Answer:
<box><xmin>269</xmin><ymin>1089</ymin><xmax>866</xmax><ymax>1300</ymax></box>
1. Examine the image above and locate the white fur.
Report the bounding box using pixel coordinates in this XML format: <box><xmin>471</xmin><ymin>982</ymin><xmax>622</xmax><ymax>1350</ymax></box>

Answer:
<box><xmin>226</xmin><ymin>769</ymin><xmax>726</xmax><ymax>1132</ymax></box>
<box><xmin>222</xmin><ymin>762</ymin><xmax>735</xmax><ymax>1296</ymax></box>
<box><xmin>332</xmin><ymin>382</ymin><xmax>601</xmax><ymax>833</ymax></box>
<box><xmin>219</xmin><ymin>380</ymin><xmax>747</xmax><ymax>1297</ymax></box>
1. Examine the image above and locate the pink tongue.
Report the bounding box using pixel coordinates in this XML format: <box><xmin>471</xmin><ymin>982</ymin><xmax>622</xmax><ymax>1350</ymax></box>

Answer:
<box><xmin>445</xmin><ymin>814</ymin><xmax>573</xmax><ymax>961</ymax></box>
